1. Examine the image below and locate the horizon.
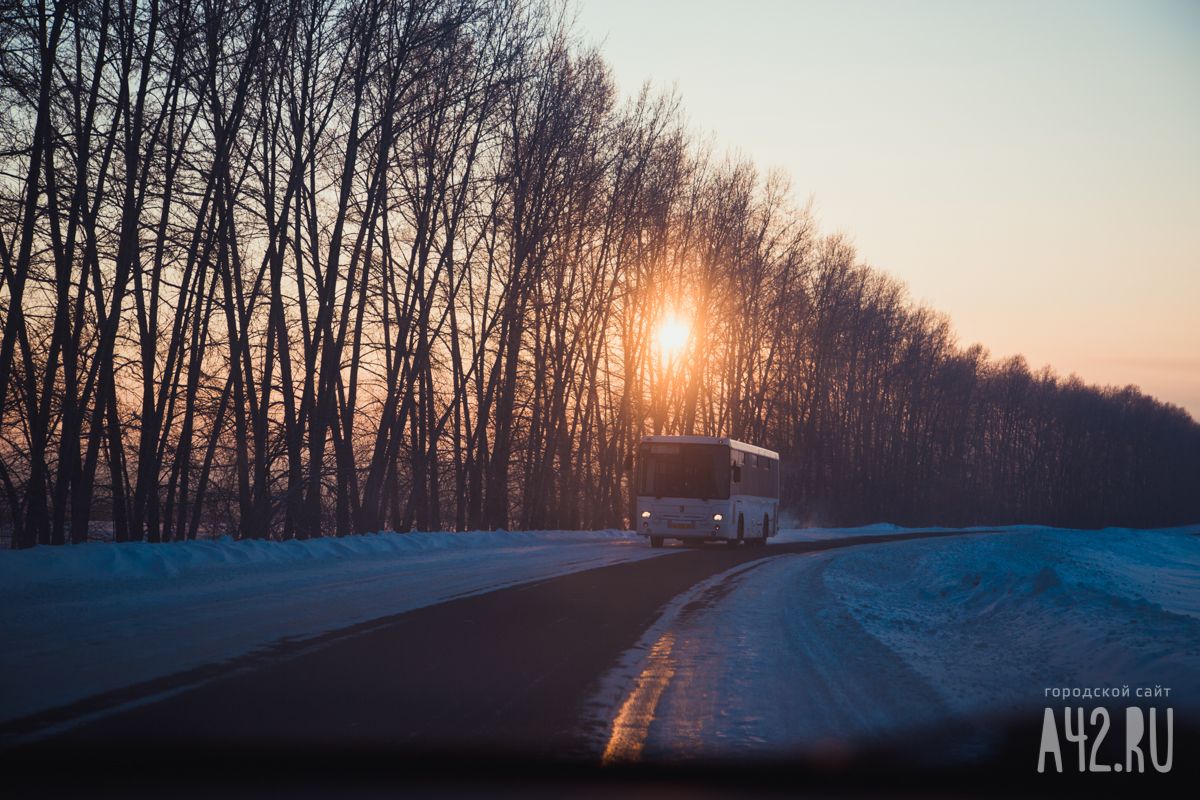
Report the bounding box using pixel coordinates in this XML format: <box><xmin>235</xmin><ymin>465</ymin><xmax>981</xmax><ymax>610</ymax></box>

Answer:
<box><xmin>575</xmin><ymin>0</ymin><xmax>1200</xmax><ymax>418</ymax></box>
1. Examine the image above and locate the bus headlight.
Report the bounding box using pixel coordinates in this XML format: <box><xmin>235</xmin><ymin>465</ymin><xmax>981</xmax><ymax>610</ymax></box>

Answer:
<box><xmin>712</xmin><ymin>513</ymin><xmax>723</xmax><ymax>521</ymax></box>
<box><xmin>641</xmin><ymin>511</ymin><xmax>651</xmax><ymax>518</ymax></box>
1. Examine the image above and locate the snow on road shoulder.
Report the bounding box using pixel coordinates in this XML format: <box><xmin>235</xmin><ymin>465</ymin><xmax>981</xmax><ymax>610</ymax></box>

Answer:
<box><xmin>592</xmin><ymin>551</ymin><xmax>954</xmax><ymax>762</ymax></box>
<box><xmin>0</xmin><ymin>529</ymin><xmax>665</xmax><ymax>727</ymax></box>
<box><xmin>594</xmin><ymin>525</ymin><xmax>1200</xmax><ymax>761</ymax></box>
<box><xmin>588</xmin><ymin>558</ymin><xmax>781</xmax><ymax>763</ymax></box>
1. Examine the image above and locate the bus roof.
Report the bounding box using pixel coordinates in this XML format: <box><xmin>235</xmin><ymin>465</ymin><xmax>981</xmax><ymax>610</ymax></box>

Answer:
<box><xmin>639</xmin><ymin>434</ymin><xmax>779</xmax><ymax>460</ymax></box>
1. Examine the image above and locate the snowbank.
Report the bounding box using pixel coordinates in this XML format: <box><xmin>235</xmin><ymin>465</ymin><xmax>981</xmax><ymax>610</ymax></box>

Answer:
<box><xmin>0</xmin><ymin>528</ymin><xmax>643</xmax><ymax>595</ymax></box>
<box><xmin>826</xmin><ymin>525</ymin><xmax>1200</xmax><ymax>714</ymax></box>
<box><xmin>0</xmin><ymin>529</ymin><xmax>661</xmax><ymax>727</ymax></box>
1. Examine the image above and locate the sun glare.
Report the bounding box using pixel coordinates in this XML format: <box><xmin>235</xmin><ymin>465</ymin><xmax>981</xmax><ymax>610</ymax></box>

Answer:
<box><xmin>656</xmin><ymin>313</ymin><xmax>690</xmax><ymax>363</ymax></box>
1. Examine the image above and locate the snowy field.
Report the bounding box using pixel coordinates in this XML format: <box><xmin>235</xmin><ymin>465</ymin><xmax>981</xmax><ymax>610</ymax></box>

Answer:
<box><xmin>594</xmin><ymin>525</ymin><xmax>1200</xmax><ymax>762</ymax></box>
<box><xmin>0</xmin><ymin>529</ymin><xmax>668</xmax><ymax>726</ymax></box>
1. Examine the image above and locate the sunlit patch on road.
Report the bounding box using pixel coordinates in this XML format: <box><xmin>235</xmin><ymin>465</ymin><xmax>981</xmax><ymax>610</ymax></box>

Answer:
<box><xmin>602</xmin><ymin>631</ymin><xmax>677</xmax><ymax>765</ymax></box>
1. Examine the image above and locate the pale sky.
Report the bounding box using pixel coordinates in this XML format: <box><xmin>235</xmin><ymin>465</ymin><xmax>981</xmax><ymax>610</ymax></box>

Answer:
<box><xmin>575</xmin><ymin>0</ymin><xmax>1200</xmax><ymax>418</ymax></box>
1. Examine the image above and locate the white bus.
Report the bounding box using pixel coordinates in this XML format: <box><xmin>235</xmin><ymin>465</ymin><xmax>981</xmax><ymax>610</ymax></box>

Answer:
<box><xmin>632</xmin><ymin>435</ymin><xmax>780</xmax><ymax>548</ymax></box>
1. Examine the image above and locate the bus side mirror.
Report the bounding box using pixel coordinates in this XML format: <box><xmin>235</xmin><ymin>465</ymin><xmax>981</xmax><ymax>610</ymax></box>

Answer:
<box><xmin>623</xmin><ymin>453</ymin><xmax>634</xmax><ymax>472</ymax></box>
<box><xmin>731</xmin><ymin>465</ymin><xmax>742</xmax><ymax>483</ymax></box>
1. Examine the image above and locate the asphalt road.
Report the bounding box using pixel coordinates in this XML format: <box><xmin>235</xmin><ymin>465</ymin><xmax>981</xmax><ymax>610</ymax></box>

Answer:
<box><xmin>4</xmin><ymin>530</ymin><xmax>989</xmax><ymax>756</ymax></box>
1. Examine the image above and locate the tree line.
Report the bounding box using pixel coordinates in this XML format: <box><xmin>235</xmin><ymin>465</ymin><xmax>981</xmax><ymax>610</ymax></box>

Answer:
<box><xmin>0</xmin><ymin>0</ymin><xmax>1196</xmax><ymax>548</ymax></box>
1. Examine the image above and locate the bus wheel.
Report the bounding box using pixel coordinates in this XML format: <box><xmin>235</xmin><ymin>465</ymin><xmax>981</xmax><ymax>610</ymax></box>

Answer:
<box><xmin>727</xmin><ymin>515</ymin><xmax>743</xmax><ymax>548</ymax></box>
<box><xmin>760</xmin><ymin>514</ymin><xmax>770</xmax><ymax>545</ymax></box>
<box><xmin>650</xmin><ymin>536</ymin><xmax>664</xmax><ymax>548</ymax></box>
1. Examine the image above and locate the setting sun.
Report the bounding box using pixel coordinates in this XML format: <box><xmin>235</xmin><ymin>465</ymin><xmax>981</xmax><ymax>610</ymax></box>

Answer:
<box><xmin>656</xmin><ymin>313</ymin><xmax>691</xmax><ymax>362</ymax></box>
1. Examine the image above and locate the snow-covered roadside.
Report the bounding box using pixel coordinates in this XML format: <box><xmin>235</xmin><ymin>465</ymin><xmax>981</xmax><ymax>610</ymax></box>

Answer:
<box><xmin>827</xmin><ymin>525</ymin><xmax>1200</xmax><ymax>715</ymax></box>
<box><xmin>0</xmin><ymin>529</ymin><xmax>667</xmax><ymax>725</ymax></box>
<box><xmin>593</xmin><ymin>525</ymin><xmax>1200</xmax><ymax>761</ymax></box>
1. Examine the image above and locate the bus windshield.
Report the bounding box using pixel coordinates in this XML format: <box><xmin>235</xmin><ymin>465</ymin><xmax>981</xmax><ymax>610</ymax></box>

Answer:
<box><xmin>637</xmin><ymin>443</ymin><xmax>730</xmax><ymax>500</ymax></box>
